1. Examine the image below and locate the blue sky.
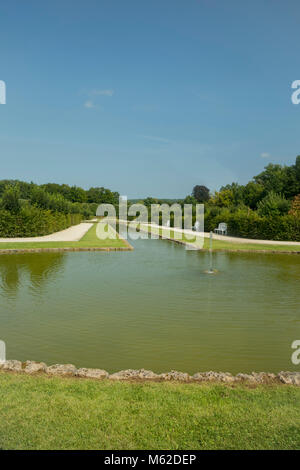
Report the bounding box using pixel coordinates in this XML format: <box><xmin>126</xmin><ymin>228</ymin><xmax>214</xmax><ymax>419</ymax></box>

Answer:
<box><xmin>0</xmin><ymin>0</ymin><xmax>300</xmax><ymax>198</ymax></box>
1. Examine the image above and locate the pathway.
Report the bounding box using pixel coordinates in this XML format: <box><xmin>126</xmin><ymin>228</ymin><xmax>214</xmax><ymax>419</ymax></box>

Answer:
<box><xmin>0</xmin><ymin>223</ymin><xmax>93</xmax><ymax>243</ymax></box>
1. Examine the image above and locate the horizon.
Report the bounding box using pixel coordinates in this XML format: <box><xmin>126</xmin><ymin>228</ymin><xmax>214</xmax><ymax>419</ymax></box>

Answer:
<box><xmin>1</xmin><ymin>1</ymin><xmax>300</xmax><ymax>197</ymax></box>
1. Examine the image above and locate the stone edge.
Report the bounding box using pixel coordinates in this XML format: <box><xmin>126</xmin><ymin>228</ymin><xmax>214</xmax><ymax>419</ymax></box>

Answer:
<box><xmin>0</xmin><ymin>361</ymin><xmax>299</xmax><ymax>386</ymax></box>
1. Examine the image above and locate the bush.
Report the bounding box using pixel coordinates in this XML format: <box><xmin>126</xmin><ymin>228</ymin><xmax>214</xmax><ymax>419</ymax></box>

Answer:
<box><xmin>1</xmin><ymin>185</ymin><xmax>21</xmax><ymax>214</ymax></box>
<box><xmin>0</xmin><ymin>207</ymin><xmax>83</xmax><ymax>237</ymax></box>
<box><xmin>289</xmin><ymin>194</ymin><xmax>300</xmax><ymax>216</ymax></box>
<box><xmin>203</xmin><ymin>206</ymin><xmax>300</xmax><ymax>241</ymax></box>
<box><xmin>257</xmin><ymin>191</ymin><xmax>291</xmax><ymax>217</ymax></box>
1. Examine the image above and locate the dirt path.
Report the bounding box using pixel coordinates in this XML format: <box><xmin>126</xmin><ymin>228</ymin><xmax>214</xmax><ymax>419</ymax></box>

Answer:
<box><xmin>0</xmin><ymin>223</ymin><xmax>93</xmax><ymax>243</ymax></box>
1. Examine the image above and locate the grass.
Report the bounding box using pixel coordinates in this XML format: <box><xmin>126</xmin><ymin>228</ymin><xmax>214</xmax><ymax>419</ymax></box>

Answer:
<box><xmin>0</xmin><ymin>372</ymin><xmax>299</xmax><ymax>450</ymax></box>
<box><xmin>203</xmin><ymin>238</ymin><xmax>300</xmax><ymax>252</ymax></box>
<box><xmin>134</xmin><ymin>223</ymin><xmax>300</xmax><ymax>253</ymax></box>
<box><xmin>0</xmin><ymin>223</ymin><xmax>128</xmax><ymax>250</ymax></box>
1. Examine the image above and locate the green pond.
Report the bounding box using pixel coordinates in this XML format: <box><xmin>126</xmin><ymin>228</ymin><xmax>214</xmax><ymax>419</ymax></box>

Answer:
<box><xmin>0</xmin><ymin>235</ymin><xmax>299</xmax><ymax>374</ymax></box>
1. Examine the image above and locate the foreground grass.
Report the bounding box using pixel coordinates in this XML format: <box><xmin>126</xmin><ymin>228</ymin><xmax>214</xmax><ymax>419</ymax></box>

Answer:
<box><xmin>0</xmin><ymin>223</ymin><xmax>127</xmax><ymax>250</ymax></box>
<box><xmin>136</xmin><ymin>224</ymin><xmax>300</xmax><ymax>252</ymax></box>
<box><xmin>0</xmin><ymin>373</ymin><xmax>299</xmax><ymax>450</ymax></box>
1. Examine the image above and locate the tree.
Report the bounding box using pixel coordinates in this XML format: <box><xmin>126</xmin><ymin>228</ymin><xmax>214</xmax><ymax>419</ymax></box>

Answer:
<box><xmin>220</xmin><ymin>183</ymin><xmax>244</xmax><ymax>206</ymax></box>
<box><xmin>30</xmin><ymin>187</ymin><xmax>51</xmax><ymax>209</ymax></box>
<box><xmin>242</xmin><ymin>182</ymin><xmax>265</xmax><ymax>209</ymax></box>
<box><xmin>69</xmin><ymin>186</ymin><xmax>87</xmax><ymax>203</ymax></box>
<box><xmin>1</xmin><ymin>185</ymin><xmax>21</xmax><ymax>213</ymax></box>
<box><xmin>183</xmin><ymin>195</ymin><xmax>197</xmax><ymax>205</ymax></box>
<box><xmin>254</xmin><ymin>163</ymin><xmax>288</xmax><ymax>195</ymax></box>
<box><xmin>210</xmin><ymin>189</ymin><xmax>234</xmax><ymax>207</ymax></box>
<box><xmin>87</xmin><ymin>187</ymin><xmax>119</xmax><ymax>205</ymax></box>
<box><xmin>192</xmin><ymin>185</ymin><xmax>210</xmax><ymax>202</ymax></box>
<box><xmin>257</xmin><ymin>191</ymin><xmax>291</xmax><ymax>217</ymax></box>
<box><xmin>289</xmin><ymin>194</ymin><xmax>300</xmax><ymax>216</ymax></box>
<box><xmin>143</xmin><ymin>197</ymin><xmax>159</xmax><ymax>207</ymax></box>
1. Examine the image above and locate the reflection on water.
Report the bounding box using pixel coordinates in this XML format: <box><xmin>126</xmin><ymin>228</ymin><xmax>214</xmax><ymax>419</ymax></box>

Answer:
<box><xmin>0</xmin><ymin>253</ymin><xmax>65</xmax><ymax>299</ymax></box>
<box><xmin>0</xmin><ymin>240</ymin><xmax>299</xmax><ymax>374</ymax></box>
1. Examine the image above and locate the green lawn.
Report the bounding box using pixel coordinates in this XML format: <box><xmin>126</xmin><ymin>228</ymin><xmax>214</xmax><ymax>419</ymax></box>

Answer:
<box><xmin>0</xmin><ymin>373</ymin><xmax>299</xmax><ymax>450</ymax></box>
<box><xmin>203</xmin><ymin>238</ymin><xmax>300</xmax><ymax>252</ymax></box>
<box><xmin>0</xmin><ymin>223</ymin><xmax>128</xmax><ymax>250</ymax></box>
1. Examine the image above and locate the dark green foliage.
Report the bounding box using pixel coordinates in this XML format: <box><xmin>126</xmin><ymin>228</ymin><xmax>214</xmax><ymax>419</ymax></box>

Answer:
<box><xmin>0</xmin><ymin>207</ymin><xmax>83</xmax><ymax>237</ymax></box>
<box><xmin>1</xmin><ymin>185</ymin><xmax>21</xmax><ymax>213</ymax></box>
<box><xmin>86</xmin><ymin>187</ymin><xmax>119</xmax><ymax>205</ymax></box>
<box><xmin>192</xmin><ymin>185</ymin><xmax>210</xmax><ymax>202</ymax></box>
<box><xmin>204</xmin><ymin>207</ymin><xmax>300</xmax><ymax>241</ymax></box>
<box><xmin>0</xmin><ymin>180</ymin><xmax>118</xmax><ymax>237</ymax></box>
<box><xmin>257</xmin><ymin>191</ymin><xmax>291</xmax><ymax>217</ymax></box>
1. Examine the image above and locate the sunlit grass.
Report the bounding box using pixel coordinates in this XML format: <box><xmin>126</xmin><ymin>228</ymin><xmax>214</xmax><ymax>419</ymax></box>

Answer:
<box><xmin>0</xmin><ymin>373</ymin><xmax>299</xmax><ymax>450</ymax></box>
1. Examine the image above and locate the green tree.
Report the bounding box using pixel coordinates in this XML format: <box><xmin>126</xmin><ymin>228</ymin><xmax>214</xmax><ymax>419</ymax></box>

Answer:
<box><xmin>242</xmin><ymin>182</ymin><xmax>265</xmax><ymax>209</ymax></box>
<box><xmin>87</xmin><ymin>187</ymin><xmax>119</xmax><ymax>205</ymax></box>
<box><xmin>69</xmin><ymin>186</ymin><xmax>87</xmax><ymax>203</ymax></box>
<box><xmin>192</xmin><ymin>185</ymin><xmax>210</xmax><ymax>202</ymax></box>
<box><xmin>1</xmin><ymin>185</ymin><xmax>21</xmax><ymax>213</ymax></box>
<box><xmin>210</xmin><ymin>189</ymin><xmax>234</xmax><ymax>207</ymax></box>
<box><xmin>254</xmin><ymin>163</ymin><xmax>288</xmax><ymax>194</ymax></box>
<box><xmin>183</xmin><ymin>195</ymin><xmax>197</xmax><ymax>205</ymax></box>
<box><xmin>257</xmin><ymin>191</ymin><xmax>291</xmax><ymax>217</ymax></box>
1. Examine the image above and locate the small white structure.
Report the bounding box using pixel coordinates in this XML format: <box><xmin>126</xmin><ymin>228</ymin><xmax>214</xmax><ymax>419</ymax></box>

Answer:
<box><xmin>193</xmin><ymin>221</ymin><xmax>201</xmax><ymax>232</ymax></box>
<box><xmin>214</xmin><ymin>222</ymin><xmax>227</xmax><ymax>235</ymax></box>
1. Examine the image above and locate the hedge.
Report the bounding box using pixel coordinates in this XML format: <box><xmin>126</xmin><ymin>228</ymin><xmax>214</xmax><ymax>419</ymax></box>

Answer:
<box><xmin>204</xmin><ymin>210</ymin><xmax>300</xmax><ymax>241</ymax></box>
<box><xmin>0</xmin><ymin>208</ymin><xmax>83</xmax><ymax>237</ymax></box>
<box><xmin>152</xmin><ymin>209</ymin><xmax>300</xmax><ymax>241</ymax></box>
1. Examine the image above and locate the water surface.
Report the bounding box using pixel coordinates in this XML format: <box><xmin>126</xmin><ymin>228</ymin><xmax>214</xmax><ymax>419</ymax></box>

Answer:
<box><xmin>0</xmin><ymin>236</ymin><xmax>299</xmax><ymax>374</ymax></box>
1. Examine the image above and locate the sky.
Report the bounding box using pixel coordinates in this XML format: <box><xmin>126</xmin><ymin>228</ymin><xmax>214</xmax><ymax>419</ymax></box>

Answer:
<box><xmin>0</xmin><ymin>0</ymin><xmax>300</xmax><ymax>198</ymax></box>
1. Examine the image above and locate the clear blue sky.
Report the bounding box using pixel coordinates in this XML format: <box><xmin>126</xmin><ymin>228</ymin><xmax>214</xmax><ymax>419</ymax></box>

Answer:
<box><xmin>0</xmin><ymin>0</ymin><xmax>300</xmax><ymax>198</ymax></box>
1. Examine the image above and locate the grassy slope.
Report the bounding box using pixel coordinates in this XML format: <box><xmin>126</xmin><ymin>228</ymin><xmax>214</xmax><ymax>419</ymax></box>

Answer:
<box><xmin>139</xmin><ymin>225</ymin><xmax>300</xmax><ymax>252</ymax></box>
<box><xmin>0</xmin><ymin>223</ymin><xmax>127</xmax><ymax>249</ymax></box>
<box><xmin>0</xmin><ymin>373</ymin><xmax>299</xmax><ymax>450</ymax></box>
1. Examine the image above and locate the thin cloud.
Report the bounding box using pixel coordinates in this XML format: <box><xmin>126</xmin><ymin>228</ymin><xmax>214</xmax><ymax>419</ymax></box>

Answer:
<box><xmin>261</xmin><ymin>152</ymin><xmax>270</xmax><ymax>159</ymax></box>
<box><xmin>142</xmin><ymin>135</ymin><xmax>171</xmax><ymax>144</ymax></box>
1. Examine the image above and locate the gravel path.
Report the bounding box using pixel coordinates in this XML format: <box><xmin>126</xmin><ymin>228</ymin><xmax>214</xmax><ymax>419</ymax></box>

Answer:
<box><xmin>0</xmin><ymin>223</ymin><xmax>93</xmax><ymax>243</ymax></box>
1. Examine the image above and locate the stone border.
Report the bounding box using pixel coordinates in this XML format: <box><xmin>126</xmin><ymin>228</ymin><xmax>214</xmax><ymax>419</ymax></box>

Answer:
<box><xmin>0</xmin><ymin>361</ymin><xmax>299</xmax><ymax>386</ymax></box>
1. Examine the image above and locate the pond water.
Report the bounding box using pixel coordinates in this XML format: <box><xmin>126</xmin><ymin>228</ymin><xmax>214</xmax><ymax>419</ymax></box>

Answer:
<box><xmin>0</xmin><ymin>235</ymin><xmax>299</xmax><ymax>374</ymax></box>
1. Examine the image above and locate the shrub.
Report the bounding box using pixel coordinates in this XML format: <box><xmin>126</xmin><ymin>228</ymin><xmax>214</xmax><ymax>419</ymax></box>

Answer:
<box><xmin>289</xmin><ymin>194</ymin><xmax>300</xmax><ymax>216</ymax></box>
<box><xmin>257</xmin><ymin>191</ymin><xmax>291</xmax><ymax>217</ymax></box>
<box><xmin>0</xmin><ymin>207</ymin><xmax>83</xmax><ymax>237</ymax></box>
<box><xmin>1</xmin><ymin>185</ymin><xmax>21</xmax><ymax>214</ymax></box>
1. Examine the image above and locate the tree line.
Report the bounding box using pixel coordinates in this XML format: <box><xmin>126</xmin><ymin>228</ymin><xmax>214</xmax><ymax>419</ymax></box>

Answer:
<box><xmin>138</xmin><ymin>156</ymin><xmax>300</xmax><ymax>241</ymax></box>
<box><xmin>0</xmin><ymin>181</ymin><xmax>119</xmax><ymax>237</ymax></box>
